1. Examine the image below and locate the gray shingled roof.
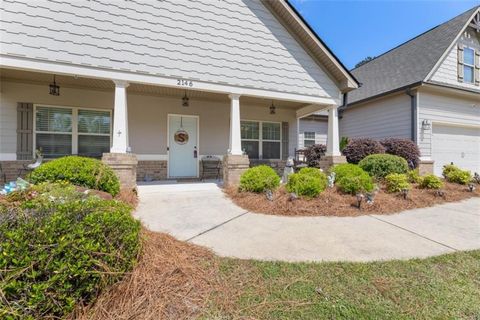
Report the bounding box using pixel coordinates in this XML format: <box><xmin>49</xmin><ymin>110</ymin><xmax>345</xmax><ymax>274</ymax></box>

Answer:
<box><xmin>348</xmin><ymin>6</ymin><xmax>479</xmax><ymax>104</ymax></box>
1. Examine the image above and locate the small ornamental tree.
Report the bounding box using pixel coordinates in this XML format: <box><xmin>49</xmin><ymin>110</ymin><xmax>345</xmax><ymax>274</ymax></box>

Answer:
<box><xmin>381</xmin><ymin>138</ymin><xmax>420</xmax><ymax>169</ymax></box>
<box><xmin>304</xmin><ymin>144</ymin><xmax>327</xmax><ymax>168</ymax></box>
<box><xmin>342</xmin><ymin>138</ymin><xmax>385</xmax><ymax>164</ymax></box>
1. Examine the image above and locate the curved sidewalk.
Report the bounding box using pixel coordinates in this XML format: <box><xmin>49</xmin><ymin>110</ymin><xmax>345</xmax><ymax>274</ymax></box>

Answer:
<box><xmin>135</xmin><ymin>182</ymin><xmax>480</xmax><ymax>262</ymax></box>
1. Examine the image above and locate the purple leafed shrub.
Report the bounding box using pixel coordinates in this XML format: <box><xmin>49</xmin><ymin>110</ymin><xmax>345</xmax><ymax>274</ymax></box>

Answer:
<box><xmin>381</xmin><ymin>138</ymin><xmax>420</xmax><ymax>169</ymax></box>
<box><xmin>304</xmin><ymin>144</ymin><xmax>327</xmax><ymax>168</ymax></box>
<box><xmin>342</xmin><ymin>138</ymin><xmax>385</xmax><ymax>164</ymax></box>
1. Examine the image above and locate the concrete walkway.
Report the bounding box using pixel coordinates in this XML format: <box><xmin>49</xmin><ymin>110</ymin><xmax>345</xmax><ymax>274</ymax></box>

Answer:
<box><xmin>135</xmin><ymin>182</ymin><xmax>480</xmax><ymax>262</ymax></box>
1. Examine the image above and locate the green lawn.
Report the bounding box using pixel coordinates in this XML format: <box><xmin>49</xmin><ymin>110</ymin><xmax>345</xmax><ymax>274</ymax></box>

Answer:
<box><xmin>204</xmin><ymin>250</ymin><xmax>480</xmax><ymax>319</ymax></box>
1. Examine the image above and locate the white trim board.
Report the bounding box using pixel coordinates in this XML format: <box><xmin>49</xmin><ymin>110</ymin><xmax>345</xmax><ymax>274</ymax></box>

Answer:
<box><xmin>0</xmin><ymin>55</ymin><xmax>339</xmax><ymax>106</ymax></box>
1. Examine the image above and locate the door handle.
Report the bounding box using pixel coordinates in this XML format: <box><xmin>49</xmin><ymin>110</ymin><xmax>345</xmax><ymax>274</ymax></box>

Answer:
<box><xmin>194</xmin><ymin>146</ymin><xmax>197</xmax><ymax>158</ymax></box>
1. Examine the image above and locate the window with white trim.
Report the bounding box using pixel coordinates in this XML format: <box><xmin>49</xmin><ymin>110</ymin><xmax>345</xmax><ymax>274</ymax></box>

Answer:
<box><xmin>464</xmin><ymin>47</ymin><xmax>475</xmax><ymax>83</ymax></box>
<box><xmin>303</xmin><ymin>131</ymin><xmax>316</xmax><ymax>147</ymax></box>
<box><xmin>241</xmin><ymin>121</ymin><xmax>281</xmax><ymax>159</ymax></box>
<box><xmin>35</xmin><ymin>105</ymin><xmax>111</xmax><ymax>158</ymax></box>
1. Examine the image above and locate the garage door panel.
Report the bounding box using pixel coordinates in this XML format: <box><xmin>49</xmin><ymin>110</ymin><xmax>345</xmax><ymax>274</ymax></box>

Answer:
<box><xmin>432</xmin><ymin>124</ymin><xmax>480</xmax><ymax>176</ymax></box>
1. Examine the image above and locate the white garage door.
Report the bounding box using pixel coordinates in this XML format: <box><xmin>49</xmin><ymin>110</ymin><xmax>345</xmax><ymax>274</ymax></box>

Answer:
<box><xmin>432</xmin><ymin>124</ymin><xmax>480</xmax><ymax>176</ymax></box>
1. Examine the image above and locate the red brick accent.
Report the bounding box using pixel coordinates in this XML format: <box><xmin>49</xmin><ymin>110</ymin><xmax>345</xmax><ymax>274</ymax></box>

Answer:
<box><xmin>137</xmin><ymin>160</ymin><xmax>168</xmax><ymax>181</ymax></box>
<box><xmin>0</xmin><ymin>160</ymin><xmax>32</xmax><ymax>182</ymax></box>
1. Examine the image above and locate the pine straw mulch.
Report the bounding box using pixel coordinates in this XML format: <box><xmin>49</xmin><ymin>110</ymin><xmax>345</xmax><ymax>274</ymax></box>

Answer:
<box><xmin>71</xmin><ymin>229</ymin><xmax>231</xmax><ymax>320</ymax></box>
<box><xmin>226</xmin><ymin>182</ymin><xmax>480</xmax><ymax>217</ymax></box>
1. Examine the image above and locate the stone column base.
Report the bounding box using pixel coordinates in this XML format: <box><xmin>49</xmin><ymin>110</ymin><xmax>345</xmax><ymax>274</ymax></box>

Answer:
<box><xmin>102</xmin><ymin>153</ymin><xmax>138</xmax><ymax>190</ymax></box>
<box><xmin>418</xmin><ymin>159</ymin><xmax>434</xmax><ymax>175</ymax></box>
<box><xmin>223</xmin><ymin>154</ymin><xmax>249</xmax><ymax>187</ymax></box>
<box><xmin>318</xmin><ymin>155</ymin><xmax>347</xmax><ymax>172</ymax></box>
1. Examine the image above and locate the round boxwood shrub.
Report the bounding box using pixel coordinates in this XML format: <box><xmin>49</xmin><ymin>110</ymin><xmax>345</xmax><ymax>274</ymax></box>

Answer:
<box><xmin>442</xmin><ymin>164</ymin><xmax>472</xmax><ymax>185</ymax></box>
<box><xmin>358</xmin><ymin>154</ymin><xmax>409</xmax><ymax>179</ymax></box>
<box><xmin>286</xmin><ymin>170</ymin><xmax>327</xmax><ymax>198</ymax></box>
<box><xmin>419</xmin><ymin>174</ymin><xmax>443</xmax><ymax>189</ymax></box>
<box><xmin>239</xmin><ymin>165</ymin><xmax>280</xmax><ymax>193</ymax></box>
<box><xmin>330</xmin><ymin>163</ymin><xmax>366</xmax><ymax>180</ymax></box>
<box><xmin>342</xmin><ymin>138</ymin><xmax>385</xmax><ymax>164</ymax></box>
<box><xmin>385</xmin><ymin>173</ymin><xmax>410</xmax><ymax>193</ymax></box>
<box><xmin>303</xmin><ymin>144</ymin><xmax>327</xmax><ymax>167</ymax></box>
<box><xmin>0</xmin><ymin>183</ymin><xmax>141</xmax><ymax>319</ymax></box>
<box><xmin>406</xmin><ymin>169</ymin><xmax>422</xmax><ymax>184</ymax></box>
<box><xmin>381</xmin><ymin>138</ymin><xmax>420</xmax><ymax>169</ymax></box>
<box><xmin>297</xmin><ymin>167</ymin><xmax>324</xmax><ymax>179</ymax></box>
<box><xmin>28</xmin><ymin>156</ymin><xmax>120</xmax><ymax>196</ymax></box>
<box><xmin>336</xmin><ymin>171</ymin><xmax>374</xmax><ymax>194</ymax></box>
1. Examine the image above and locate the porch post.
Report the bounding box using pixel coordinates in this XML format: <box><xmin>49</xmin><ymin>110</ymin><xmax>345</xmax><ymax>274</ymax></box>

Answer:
<box><xmin>228</xmin><ymin>94</ymin><xmax>243</xmax><ymax>155</ymax></box>
<box><xmin>322</xmin><ymin>105</ymin><xmax>346</xmax><ymax>169</ymax></box>
<box><xmin>223</xmin><ymin>93</ymin><xmax>249</xmax><ymax>186</ymax></box>
<box><xmin>102</xmin><ymin>80</ymin><xmax>137</xmax><ymax>190</ymax></box>
<box><xmin>326</xmin><ymin>105</ymin><xmax>341</xmax><ymax>156</ymax></box>
<box><xmin>111</xmin><ymin>80</ymin><xmax>129</xmax><ymax>153</ymax></box>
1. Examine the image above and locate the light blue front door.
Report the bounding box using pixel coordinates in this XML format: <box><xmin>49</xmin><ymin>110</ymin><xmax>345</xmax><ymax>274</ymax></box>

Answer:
<box><xmin>168</xmin><ymin>115</ymin><xmax>198</xmax><ymax>178</ymax></box>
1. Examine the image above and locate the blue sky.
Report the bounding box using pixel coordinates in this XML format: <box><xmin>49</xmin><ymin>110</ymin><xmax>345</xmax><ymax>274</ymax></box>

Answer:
<box><xmin>289</xmin><ymin>0</ymin><xmax>480</xmax><ymax>70</ymax></box>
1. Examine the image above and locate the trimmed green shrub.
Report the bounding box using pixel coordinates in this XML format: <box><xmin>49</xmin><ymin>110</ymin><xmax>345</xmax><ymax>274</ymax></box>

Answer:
<box><xmin>28</xmin><ymin>156</ymin><xmax>120</xmax><ymax>196</ymax></box>
<box><xmin>342</xmin><ymin>138</ymin><xmax>385</xmax><ymax>164</ymax></box>
<box><xmin>419</xmin><ymin>174</ymin><xmax>443</xmax><ymax>189</ymax></box>
<box><xmin>330</xmin><ymin>163</ymin><xmax>366</xmax><ymax>181</ymax></box>
<box><xmin>239</xmin><ymin>165</ymin><xmax>280</xmax><ymax>193</ymax></box>
<box><xmin>286</xmin><ymin>170</ymin><xmax>327</xmax><ymax>198</ymax></box>
<box><xmin>406</xmin><ymin>169</ymin><xmax>422</xmax><ymax>183</ymax></box>
<box><xmin>303</xmin><ymin>144</ymin><xmax>327</xmax><ymax>168</ymax></box>
<box><xmin>298</xmin><ymin>167</ymin><xmax>324</xmax><ymax>179</ymax></box>
<box><xmin>358</xmin><ymin>154</ymin><xmax>409</xmax><ymax>179</ymax></box>
<box><xmin>0</xmin><ymin>182</ymin><xmax>141</xmax><ymax>319</ymax></box>
<box><xmin>385</xmin><ymin>173</ymin><xmax>410</xmax><ymax>193</ymax></box>
<box><xmin>442</xmin><ymin>164</ymin><xmax>472</xmax><ymax>185</ymax></box>
<box><xmin>336</xmin><ymin>172</ymin><xmax>374</xmax><ymax>194</ymax></box>
<box><xmin>381</xmin><ymin>138</ymin><xmax>421</xmax><ymax>168</ymax></box>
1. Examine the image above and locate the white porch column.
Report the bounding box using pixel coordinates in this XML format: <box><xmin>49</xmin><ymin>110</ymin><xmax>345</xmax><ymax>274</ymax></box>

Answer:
<box><xmin>326</xmin><ymin>105</ymin><xmax>341</xmax><ymax>156</ymax></box>
<box><xmin>228</xmin><ymin>94</ymin><xmax>243</xmax><ymax>155</ymax></box>
<box><xmin>111</xmin><ymin>80</ymin><xmax>129</xmax><ymax>153</ymax></box>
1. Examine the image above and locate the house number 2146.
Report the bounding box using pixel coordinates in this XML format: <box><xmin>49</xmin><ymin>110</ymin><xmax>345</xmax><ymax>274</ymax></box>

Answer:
<box><xmin>177</xmin><ymin>79</ymin><xmax>193</xmax><ymax>87</ymax></box>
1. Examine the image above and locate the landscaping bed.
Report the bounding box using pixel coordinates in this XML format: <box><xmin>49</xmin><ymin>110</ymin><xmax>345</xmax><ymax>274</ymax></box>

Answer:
<box><xmin>74</xmin><ymin>230</ymin><xmax>480</xmax><ymax>319</ymax></box>
<box><xmin>226</xmin><ymin>181</ymin><xmax>480</xmax><ymax>217</ymax></box>
<box><xmin>229</xmin><ymin>140</ymin><xmax>480</xmax><ymax>217</ymax></box>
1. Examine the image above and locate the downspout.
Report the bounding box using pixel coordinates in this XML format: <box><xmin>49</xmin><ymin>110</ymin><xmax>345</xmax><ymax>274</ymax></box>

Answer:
<box><xmin>405</xmin><ymin>89</ymin><xmax>417</xmax><ymax>143</ymax></box>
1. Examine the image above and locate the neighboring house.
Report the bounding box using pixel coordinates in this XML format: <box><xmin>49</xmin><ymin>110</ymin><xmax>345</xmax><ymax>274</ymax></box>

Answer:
<box><xmin>0</xmin><ymin>0</ymin><xmax>357</xmax><ymax>186</ymax></box>
<box><xmin>340</xmin><ymin>6</ymin><xmax>480</xmax><ymax>176</ymax></box>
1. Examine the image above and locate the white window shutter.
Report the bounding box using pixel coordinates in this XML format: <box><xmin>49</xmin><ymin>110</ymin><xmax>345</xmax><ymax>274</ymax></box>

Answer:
<box><xmin>475</xmin><ymin>50</ymin><xmax>480</xmax><ymax>86</ymax></box>
<box><xmin>457</xmin><ymin>44</ymin><xmax>464</xmax><ymax>82</ymax></box>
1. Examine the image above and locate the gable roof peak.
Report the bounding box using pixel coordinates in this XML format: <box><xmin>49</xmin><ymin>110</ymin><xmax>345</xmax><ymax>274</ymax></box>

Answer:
<box><xmin>348</xmin><ymin>5</ymin><xmax>480</xmax><ymax>104</ymax></box>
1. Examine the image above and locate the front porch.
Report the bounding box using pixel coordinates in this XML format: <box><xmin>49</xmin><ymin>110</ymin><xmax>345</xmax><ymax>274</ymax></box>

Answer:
<box><xmin>0</xmin><ymin>68</ymin><xmax>345</xmax><ymax>187</ymax></box>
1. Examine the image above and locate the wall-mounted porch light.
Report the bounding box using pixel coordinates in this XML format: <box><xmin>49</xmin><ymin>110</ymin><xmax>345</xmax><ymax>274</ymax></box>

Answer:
<box><xmin>269</xmin><ymin>100</ymin><xmax>276</xmax><ymax>114</ymax></box>
<box><xmin>421</xmin><ymin>119</ymin><xmax>431</xmax><ymax>130</ymax></box>
<box><xmin>182</xmin><ymin>90</ymin><xmax>189</xmax><ymax>107</ymax></box>
<box><xmin>49</xmin><ymin>75</ymin><xmax>60</xmax><ymax>96</ymax></box>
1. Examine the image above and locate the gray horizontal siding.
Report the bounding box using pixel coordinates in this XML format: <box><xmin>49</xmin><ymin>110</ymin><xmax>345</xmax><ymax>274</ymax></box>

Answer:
<box><xmin>0</xmin><ymin>0</ymin><xmax>339</xmax><ymax>98</ymax></box>
<box><xmin>340</xmin><ymin>93</ymin><xmax>411</xmax><ymax>140</ymax></box>
<box><xmin>298</xmin><ymin>118</ymin><xmax>328</xmax><ymax>149</ymax></box>
<box><xmin>430</xmin><ymin>27</ymin><xmax>480</xmax><ymax>91</ymax></box>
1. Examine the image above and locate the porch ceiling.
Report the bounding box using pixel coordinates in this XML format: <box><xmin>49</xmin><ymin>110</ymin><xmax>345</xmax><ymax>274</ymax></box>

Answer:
<box><xmin>0</xmin><ymin>68</ymin><xmax>304</xmax><ymax>109</ymax></box>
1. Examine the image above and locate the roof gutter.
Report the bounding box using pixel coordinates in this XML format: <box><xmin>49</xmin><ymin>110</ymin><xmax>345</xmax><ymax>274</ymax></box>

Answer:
<box><xmin>342</xmin><ymin>81</ymin><xmax>424</xmax><ymax>110</ymax></box>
